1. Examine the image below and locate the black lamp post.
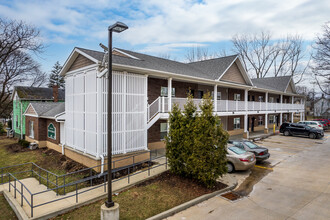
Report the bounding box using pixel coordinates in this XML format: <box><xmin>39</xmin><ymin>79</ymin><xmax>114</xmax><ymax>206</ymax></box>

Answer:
<box><xmin>106</xmin><ymin>21</ymin><xmax>128</xmax><ymax>208</ymax></box>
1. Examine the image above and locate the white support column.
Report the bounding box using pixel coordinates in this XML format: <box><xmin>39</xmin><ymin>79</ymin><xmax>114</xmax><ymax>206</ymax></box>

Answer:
<box><xmin>145</xmin><ymin>75</ymin><xmax>148</xmax><ymax>150</ymax></box>
<box><xmin>244</xmin><ymin>89</ymin><xmax>248</xmax><ymax>111</ymax></box>
<box><xmin>265</xmin><ymin>92</ymin><xmax>268</xmax><ymax>111</ymax></box>
<box><xmin>168</xmin><ymin>78</ymin><xmax>172</xmax><ymax>112</ymax></box>
<box><xmin>280</xmin><ymin>94</ymin><xmax>283</xmax><ymax>110</ymax></box>
<box><xmin>243</xmin><ymin>114</ymin><xmax>249</xmax><ymax>139</ymax></box>
<box><xmin>264</xmin><ymin>113</ymin><xmax>269</xmax><ymax>134</ymax></box>
<box><xmin>96</xmin><ymin>75</ymin><xmax>103</xmax><ymax>158</ymax></box>
<box><xmin>280</xmin><ymin>113</ymin><xmax>283</xmax><ymax>125</ymax></box>
<box><xmin>214</xmin><ymin>85</ymin><xmax>217</xmax><ymax>112</ymax></box>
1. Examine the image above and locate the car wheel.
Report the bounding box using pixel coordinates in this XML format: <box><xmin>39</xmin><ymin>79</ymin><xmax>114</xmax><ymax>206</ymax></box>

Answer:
<box><xmin>317</xmin><ymin>134</ymin><xmax>322</xmax><ymax>139</ymax></box>
<box><xmin>284</xmin><ymin>130</ymin><xmax>290</xmax><ymax>136</ymax></box>
<box><xmin>309</xmin><ymin>133</ymin><xmax>316</xmax><ymax>139</ymax></box>
<box><xmin>227</xmin><ymin>162</ymin><xmax>234</xmax><ymax>173</ymax></box>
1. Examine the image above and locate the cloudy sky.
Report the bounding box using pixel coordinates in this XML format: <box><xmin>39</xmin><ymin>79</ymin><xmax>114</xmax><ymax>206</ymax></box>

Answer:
<box><xmin>1</xmin><ymin>0</ymin><xmax>329</xmax><ymax>74</ymax></box>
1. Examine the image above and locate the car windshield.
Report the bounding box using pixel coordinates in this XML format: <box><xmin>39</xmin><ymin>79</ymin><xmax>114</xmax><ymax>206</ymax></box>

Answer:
<box><xmin>228</xmin><ymin>146</ymin><xmax>246</xmax><ymax>155</ymax></box>
<box><xmin>244</xmin><ymin>141</ymin><xmax>259</xmax><ymax>149</ymax></box>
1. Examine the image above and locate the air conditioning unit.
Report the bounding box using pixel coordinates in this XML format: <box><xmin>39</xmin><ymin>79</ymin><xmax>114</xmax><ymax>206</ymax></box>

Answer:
<box><xmin>29</xmin><ymin>143</ymin><xmax>38</xmax><ymax>150</ymax></box>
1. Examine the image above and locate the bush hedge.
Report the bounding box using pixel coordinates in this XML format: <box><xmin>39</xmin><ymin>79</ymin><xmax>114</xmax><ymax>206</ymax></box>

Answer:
<box><xmin>165</xmin><ymin>93</ymin><xmax>229</xmax><ymax>187</ymax></box>
<box><xmin>18</xmin><ymin>139</ymin><xmax>30</xmax><ymax>148</ymax></box>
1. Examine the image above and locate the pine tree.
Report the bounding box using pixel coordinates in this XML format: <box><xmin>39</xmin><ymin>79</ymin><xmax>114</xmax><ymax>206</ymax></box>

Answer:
<box><xmin>48</xmin><ymin>61</ymin><xmax>65</xmax><ymax>88</ymax></box>
<box><xmin>165</xmin><ymin>92</ymin><xmax>229</xmax><ymax>188</ymax></box>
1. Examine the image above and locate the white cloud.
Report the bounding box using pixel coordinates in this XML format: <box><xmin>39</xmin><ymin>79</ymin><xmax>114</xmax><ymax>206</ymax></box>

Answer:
<box><xmin>1</xmin><ymin>0</ymin><xmax>329</xmax><ymax>56</ymax></box>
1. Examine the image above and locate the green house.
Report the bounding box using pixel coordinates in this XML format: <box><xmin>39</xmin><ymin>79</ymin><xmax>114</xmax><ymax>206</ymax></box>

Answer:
<box><xmin>12</xmin><ymin>86</ymin><xmax>65</xmax><ymax>139</ymax></box>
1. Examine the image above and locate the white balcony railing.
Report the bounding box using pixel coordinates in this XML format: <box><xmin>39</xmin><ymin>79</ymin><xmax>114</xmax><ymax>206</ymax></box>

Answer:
<box><xmin>147</xmin><ymin>96</ymin><xmax>305</xmax><ymax>122</ymax></box>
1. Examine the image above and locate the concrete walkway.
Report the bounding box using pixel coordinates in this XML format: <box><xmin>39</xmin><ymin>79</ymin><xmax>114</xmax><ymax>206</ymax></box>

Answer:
<box><xmin>230</xmin><ymin>127</ymin><xmax>279</xmax><ymax>140</ymax></box>
<box><xmin>167</xmin><ymin>133</ymin><xmax>330</xmax><ymax>220</ymax></box>
<box><xmin>1</xmin><ymin>157</ymin><xmax>169</xmax><ymax>220</ymax></box>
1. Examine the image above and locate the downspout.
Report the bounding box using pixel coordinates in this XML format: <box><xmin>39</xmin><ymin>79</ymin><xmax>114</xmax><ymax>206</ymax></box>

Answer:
<box><xmin>100</xmin><ymin>155</ymin><xmax>104</xmax><ymax>174</ymax></box>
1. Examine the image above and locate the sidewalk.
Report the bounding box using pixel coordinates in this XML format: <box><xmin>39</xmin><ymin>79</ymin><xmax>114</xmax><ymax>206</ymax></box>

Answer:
<box><xmin>230</xmin><ymin>127</ymin><xmax>279</xmax><ymax>140</ymax></box>
<box><xmin>1</xmin><ymin>157</ymin><xmax>169</xmax><ymax>220</ymax></box>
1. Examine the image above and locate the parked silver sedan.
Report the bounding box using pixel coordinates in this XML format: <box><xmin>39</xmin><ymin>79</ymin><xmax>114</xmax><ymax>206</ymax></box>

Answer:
<box><xmin>226</xmin><ymin>144</ymin><xmax>256</xmax><ymax>173</ymax></box>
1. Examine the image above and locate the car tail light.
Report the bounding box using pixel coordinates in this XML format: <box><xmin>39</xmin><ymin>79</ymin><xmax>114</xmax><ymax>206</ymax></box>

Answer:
<box><xmin>319</xmin><ymin>125</ymin><xmax>322</xmax><ymax>127</ymax></box>
<box><xmin>239</xmin><ymin>158</ymin><xmax>249</xmax><ymax>162</ymax></box>
<box><xmin>259</xmin><ymin>152</ymin><xmax>265</xmax><ymax>156</ymax></box>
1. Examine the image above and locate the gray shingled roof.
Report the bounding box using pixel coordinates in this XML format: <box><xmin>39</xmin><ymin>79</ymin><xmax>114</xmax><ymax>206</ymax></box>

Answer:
<box><xmin>30</xmin><ymin>102</ymin><xmax>65</xmax><ymax>118</ymax></box>
<box><xmin>76</xmin><ymin>47</ymin><xmax>239</xmax><ymax>80</ymax></box>
<box><xmin>15</xmin><ymin>86</ymin><xmax>65</xmax><ymax>100</ymax></box>
<box><xmin>187</xmin><ymin>55</ymin><xmax>238</xmax><ymax>80</ymax></box>
<box><xmin>251</xmin><ymin>76</ymin><xmax>292</xmax><ymax>92</ymax></box>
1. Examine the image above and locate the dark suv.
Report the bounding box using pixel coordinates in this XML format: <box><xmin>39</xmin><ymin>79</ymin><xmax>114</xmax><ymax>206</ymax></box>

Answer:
<box><xmin>280</xmin><ymin>123</ymin><xmax>324</xmax><ymax>139</ymax></box>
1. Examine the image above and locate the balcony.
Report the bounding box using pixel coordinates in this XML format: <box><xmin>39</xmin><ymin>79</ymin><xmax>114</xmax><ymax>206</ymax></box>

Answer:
<box><xmin>147</xmin><ymin>96</ymin><xmax>304</xmax><ymax>123</ymax></box>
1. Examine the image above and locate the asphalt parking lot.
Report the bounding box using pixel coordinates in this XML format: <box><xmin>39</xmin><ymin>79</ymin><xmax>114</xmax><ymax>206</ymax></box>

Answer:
<box><xmin>167</xmin><ymin>131</ymin><xmax>330</xmax><ymax>220</ymax></box>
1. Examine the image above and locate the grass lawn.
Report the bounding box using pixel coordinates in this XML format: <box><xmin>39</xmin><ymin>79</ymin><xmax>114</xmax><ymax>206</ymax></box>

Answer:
<box><xmin>0</xmin><ymin>193</ymin><xmax>18</xmax><ymax>220</ymax></box>
<box><xmin>53</xmin><ymin>172</ymin><xmax>227</xmax><ymax>220</ymax></box>
<box><xmin>0</xmin><ymin>137</ymin><xmax>89</xmax><ymax>194</ymax></box>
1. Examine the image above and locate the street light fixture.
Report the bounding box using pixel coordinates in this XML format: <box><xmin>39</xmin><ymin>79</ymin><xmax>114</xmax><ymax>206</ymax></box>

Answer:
<box><xmin>105</xmin><ymin>21</ymin><xmax>128</xmax><ymax>208</ymax></box>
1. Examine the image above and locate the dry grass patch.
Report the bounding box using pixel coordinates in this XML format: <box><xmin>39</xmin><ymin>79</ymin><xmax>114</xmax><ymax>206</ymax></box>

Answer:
<box><xmin>53</xmin><ymin>171</ymin><xmax>227</xmax><ymax>220</ymax></box>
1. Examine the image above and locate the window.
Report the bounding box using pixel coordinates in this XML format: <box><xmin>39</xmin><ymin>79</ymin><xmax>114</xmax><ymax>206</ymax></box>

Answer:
<box><xmin>258</xmin><ymin>116</ymin><xmax>263</xmax><ymax>126</ymax></box>
<box><xmin>16</xmin><ymin>115</ymin><xmax>18</xmax><ymax>128</ymax></box>
<box><xmin>269</xmin><ymin>97</ymin><xmax>274</xmax><ymax>103</ymax></box>
<box><xmin>197</xmin><ymin>90</ymin><xmax>204</xmax><ymax>99</ymax></box>
<box><xmin>234</xmin><ymin>118</ymin><xmax>240</xmax><ymax>129</ymax></box>
<box><xmin>211</xmin><ymin>91</ymin><xmax>221</xmax><ymax>100</ymax></box>
<box><xmin>47</xmin><ymin>123</ymin><xmax>56</xmax><ymax>140</ymax></box>
<box><xmin>258</xmin><ymin>96</ymin><xmax>263</xmax><ymax>102</ymax></box>
<box><xmin>234</xmin><ymin>93</ymin><xmax>241</xmax><ymax>101</ymax></box>
<box><xmin>269</xmin><ymin>115</ymin><xmax>275</xmax><ymax>124</ymax></box>
<box><xmin>284</xmin><ymin>114</ymin><xmax>288</xmax><ymax>122</ymax></box>
<box><xmin>160</xmin><ymin>123</ymin><xmax>168</xmax><ymax>140</ymax></box>
<box><xmin>161</xmin><ymin>87</ymin><xmax>175</xmax><ymax>97</ymax></box>
<box><xmin>29</xmin><ymin>121</ymin><xmax>34</xmax><ymax>138</ymax></box>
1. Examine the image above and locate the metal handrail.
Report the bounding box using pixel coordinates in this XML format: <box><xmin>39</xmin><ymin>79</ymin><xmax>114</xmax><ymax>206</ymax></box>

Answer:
<box><xmin>4</xmin><ymin>149</ymin><xmax>167</xmax><ymax>218</ymax></box>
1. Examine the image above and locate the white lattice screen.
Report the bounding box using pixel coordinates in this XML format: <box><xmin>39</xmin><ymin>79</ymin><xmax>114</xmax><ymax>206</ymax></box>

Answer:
<box><xmin>65</xmin><ymin>69</ymin><xmax>147</xmax><ymax>157</ymax></box>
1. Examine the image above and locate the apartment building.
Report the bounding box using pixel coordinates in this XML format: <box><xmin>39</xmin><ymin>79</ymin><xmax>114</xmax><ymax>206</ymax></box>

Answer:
<box><xmin>56</xmin><ymin>47</ymin><xmax>304</xmax><ymax>166</ymax></box>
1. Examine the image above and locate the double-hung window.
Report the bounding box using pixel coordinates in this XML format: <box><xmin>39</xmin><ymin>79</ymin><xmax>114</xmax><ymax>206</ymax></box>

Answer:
<box><xmin>211</xmin><ymin>91</ymin><xmax>221</xmax><ymax>100</ymax></box>
<box><xmin>258</xmin><ymin>116</ymin><xmax>263</xmax><ymax>126</ymax></box>
<box><xmin>258</xmin><ymin>96</ymin><xmax>263</xmax><ymax>102</ymax></box>
<box><xmin>269</xmin><ymin>115</ymin><xmax>275</xmax><ymax>124</ymax></box>
<box><xmin>234</xmin><ymin>93</ymin><xmax>241</xmax><ymax>101</ymax></box>
<box><xmin>29</xmin><ymin>121</ymin><xmax>34</xmax><ymax>138</ymax></box>
<box><xmin>234</xmin><ymin>118</ymin><xmax>240</xmax><ymax>129</ymax></box>
<box><xmin>160</xmin><ymin>123</ymin><xmax>168</xmax><ymax>140</ymax></box>
<box><xmin>161</xmin><ymin>87</ymin><xmax>175</xmax><ymax>97</ymax></box>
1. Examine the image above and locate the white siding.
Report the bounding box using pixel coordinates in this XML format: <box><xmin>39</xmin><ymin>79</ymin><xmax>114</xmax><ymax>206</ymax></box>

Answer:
<box><xmin>65</xmin><ymin>69</ymin><xmax>147</xmax><ymax>157</ymax></box>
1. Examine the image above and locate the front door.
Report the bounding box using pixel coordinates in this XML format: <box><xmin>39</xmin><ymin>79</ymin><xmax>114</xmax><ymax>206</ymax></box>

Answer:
<box><xmin>251</xmin><ymin>117</ymin><xmax>255</xmax><ymax>132</ymax></box>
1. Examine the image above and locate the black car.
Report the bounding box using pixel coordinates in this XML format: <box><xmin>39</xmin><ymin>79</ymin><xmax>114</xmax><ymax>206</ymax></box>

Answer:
<box><xmin>228</xmin><ymin>140</ymin><xmax>270</xmax><ymax>162</ymax></box>
<box><xmin>279</xmin><ymin>122</ymin><xmax>292</xmax><ymax>133</ymax></box>
<box><xmin>280</xmin><ymin>123</ymin><xmax>324</xmax><ymax>139</ymax></box>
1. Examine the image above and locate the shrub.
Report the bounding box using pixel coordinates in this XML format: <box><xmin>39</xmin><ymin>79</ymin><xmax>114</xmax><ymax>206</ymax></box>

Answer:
<box><xmin>18</xmin><ymin>139</ymin><xmax>30</xmax><ymax>148</ymax></box>
<box><xmin>0</xmin><ymin>122</ymin><xmax>3</xmax><ymax>134</ymax></box>
<box><xmin>166</xmin><ymin>93</ymin><xmax>229</xmax><ymax>187</ymax></box>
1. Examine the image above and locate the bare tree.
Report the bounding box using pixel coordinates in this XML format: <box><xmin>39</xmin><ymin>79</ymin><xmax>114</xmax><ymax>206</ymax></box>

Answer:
<box><xmin>312</xmin><ymin>22</ymin><xmax>330</xmax><ymax>95</ymax></box>
<box><xmin>158</xmin><ymin>53</ymin><xmax>177</xmax><ymax>61</ymax></box>
<box><xmin>185</xmin><ymin>46</ymin><xmax>217</xmax><ymax>62</ymax></box>
<box><xmin>0</xmin><ymin>18</ymin><xmax>44</xmax><ymax>117</ymax></box>
<box><xmin>231</xmin><ymin>32</ymin><xmax>311</xmax><ymax>83</ymax></box>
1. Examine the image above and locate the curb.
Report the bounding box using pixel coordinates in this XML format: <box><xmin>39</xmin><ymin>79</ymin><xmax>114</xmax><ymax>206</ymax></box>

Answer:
<box><xmin>146</xmin><ymin>180</ymin><xmax>238</xmax><ymax>220</ymax></box>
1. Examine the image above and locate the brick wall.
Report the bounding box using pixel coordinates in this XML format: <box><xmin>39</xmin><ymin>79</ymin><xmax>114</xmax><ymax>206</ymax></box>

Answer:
<box><xmin>228</xmin><ymin>88</ymin><xmax>245</xmax><ymax>101</ymax></box>
<box><xmin>248</xmin><ymin>91</ymin><xmax>266</xmax><ymax>101</ymax></box>
<box><xmin>25</xmin><ymin>116</ymin><xmax>60</xmax><ymax>143</ymax></box>
<box><xmin>227</xmin><ymin>115</ymin><xmax>244</xmax><ymax>130</ymax></box>
<box><xmin>148</xmin><ymin>119</ymin><xmax>167</xmax><ymax>143</ymax></box>
<box><xmin>148</xmin><ymin>77</ymin><xmax>215</xmax><ymax>104</ymax></box>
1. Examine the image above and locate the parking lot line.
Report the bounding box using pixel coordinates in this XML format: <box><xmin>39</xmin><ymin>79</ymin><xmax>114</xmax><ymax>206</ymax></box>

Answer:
<box><xmin>254</xmin><ymin>165</ymin><xmax>273</xmax><ymax>170</ymax></box>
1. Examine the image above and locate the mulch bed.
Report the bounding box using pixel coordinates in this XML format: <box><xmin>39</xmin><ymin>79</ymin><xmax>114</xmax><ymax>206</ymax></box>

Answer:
<box><xmin>136</xmin><ymin>171</ymin><xmax>228</xmax><ymax>194</ymax></box>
